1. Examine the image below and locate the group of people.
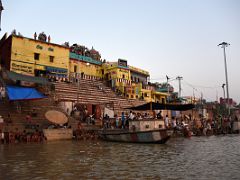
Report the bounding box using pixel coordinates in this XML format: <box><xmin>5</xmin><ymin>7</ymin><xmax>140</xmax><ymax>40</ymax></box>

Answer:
<box><xmin>193</xmin><ymin>115</ymin><xmax>238</xmax><ymax>136</ymax></box>
<box><xmin>164</xmin><ymin>114</ymin><xmax>239</xmax><ymax>136</ymax></box>
<box><xmin>74</xmin><ymin>129</ymin><xmax>99</xmax><ymax>141</ymax></box>
<box><xmin>0</xmin><ymin>110</ymin><xmax>46</xmax><ymax>144</ymax></box>
<box><xmin>0</xmin><ymin>128</ymin><xmax>45</xmax><ymax>144</ymax></box>
<box><xmin>103</xmin><ymin>111</ymin><xmax>135</xmax><ymax>129</ymax></box>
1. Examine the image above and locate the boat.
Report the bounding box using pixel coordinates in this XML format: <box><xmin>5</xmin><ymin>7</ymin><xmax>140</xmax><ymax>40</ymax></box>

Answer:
<box><xmin>99</xmin><ymin>102</ymin><xmax>194</xmax><ymax>143</ymax></box>
<box><xmin>99</xmin><ymin>119</ymin><xmax>173</xmax><ymax>144</ymax></box>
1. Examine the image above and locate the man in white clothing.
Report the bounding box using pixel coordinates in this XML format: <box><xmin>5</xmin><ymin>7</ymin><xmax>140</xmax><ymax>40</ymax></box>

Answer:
<box><xmin>165</xmin><ymin>115</ymin><xmax>169</xmax><ymax>129</ymax></box>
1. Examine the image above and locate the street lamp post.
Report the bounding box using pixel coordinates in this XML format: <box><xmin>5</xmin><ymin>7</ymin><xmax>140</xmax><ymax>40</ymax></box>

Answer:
<box><xmin>0</xmin><ymin>0</ymin><xmax>3</xmax><ymax>31</ymax></box>
<box><xmin>218</xmin><ymin>42</ymin><xmax>230</xmax><ymax>115</ymax></box>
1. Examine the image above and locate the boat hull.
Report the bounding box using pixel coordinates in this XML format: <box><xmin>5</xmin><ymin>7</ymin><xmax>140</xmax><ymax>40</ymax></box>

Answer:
<box><xmin>99</xmin><ymin>129</ymin><xmax>172</xmax><ymax>144</ymax></box>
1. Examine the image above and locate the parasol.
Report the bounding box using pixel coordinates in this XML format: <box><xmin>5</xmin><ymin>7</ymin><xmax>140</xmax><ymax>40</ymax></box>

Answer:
<box><xmin>45</xmin><ymin>110</ymin><xmax>68</xmax><ymax>125</ymax></box>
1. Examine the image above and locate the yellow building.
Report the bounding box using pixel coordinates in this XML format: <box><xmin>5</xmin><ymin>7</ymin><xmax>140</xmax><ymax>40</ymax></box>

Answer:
<box><xmin>0</xmin><ymin>33</ymin><xmax>170</xmax><ymax>104</ymax></box>
<box><xmin>102</xmin><ymin>60</ymin><xmax>131</xmax><ymax>95</ymax></box>
<box><xmin>124</xmin><ymin>82</ymin><xmax>142</xmax><ymax>99</ymax></box>
<box><xmin>141</xmin><ymin>89</ymin><xmax>167</xmax><ymax>103</ymax></box>
<box><xmin>128</xmin><ymin>65</ymin><xmax>149</xmax><ymax>99</ymax></box>
<box><xmin>141</xmin><ymin>89</ymin><xmax>152</xmax><ymax>102</ymax></box>
<box><xmin>152</xmin><ymin>91</ymin><xmax>168</xmax><ymax>103</ymax></box>
<box><xmin>0</xmin><ymin>33</ymin><xmax>69</xmax><ymax>78</ymax></box>
<box><xmin>69</xmin><ymin>52</ymin><xmax>102</xmax><ymax>79</ymax></box>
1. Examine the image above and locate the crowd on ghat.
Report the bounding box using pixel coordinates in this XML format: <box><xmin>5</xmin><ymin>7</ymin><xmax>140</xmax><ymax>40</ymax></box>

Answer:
<box><xmin>0</xmin><ymin>112</ymin><xmax>45</xmax><ymax>144</ymax></box>
<box><xmin>101</xmin><ymin>110</ymin><xmax>239</xmax><ymax>136</ymax></box>
<box><xmin>1</xmin><ymin>106</ymin><xmax>239</xmax><ymax>144</ymax></box>
<box><xmin>0</xmin><ymin>128</ymin><xmax>45</xmax><ymax>144</ymax></box>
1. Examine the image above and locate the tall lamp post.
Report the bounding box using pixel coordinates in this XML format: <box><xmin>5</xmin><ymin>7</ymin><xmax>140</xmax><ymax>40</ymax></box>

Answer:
<box><xmin>218</xmin><ymin>42</ymin><xmax>230</xmax><ymax>115</ymax></box>
<box><xmin>0</xmin><ymin>0</ymin><xmax>4</xmax><ymax>31</ymax></box>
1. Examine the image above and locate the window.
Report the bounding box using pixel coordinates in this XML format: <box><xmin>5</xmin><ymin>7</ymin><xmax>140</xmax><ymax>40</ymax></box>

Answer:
<box><xmin>34</xmin><ymin>53</ymin><xmax>40</xmax><ymax>60</ymax></box>
<box><xmin>74</xmin><ymin>65</ymin><xmax>77</xmax><ymax>72</ymax></box>
<box><xmin>49</xmin><ymin>56</ymin><xmax>54</xmax><ymax>63</ymax></box>
<box><xmin>122</xmin><ymin>74</ymin><xmax>125</xmax><ymax>79</ymax></box>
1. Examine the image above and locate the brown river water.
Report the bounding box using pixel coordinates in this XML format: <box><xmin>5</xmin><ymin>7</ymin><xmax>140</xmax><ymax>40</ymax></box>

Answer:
<box><xmin>0</xmin><ymin>135</ymin><xmax>240</xmax><ymax>180</ymax></box>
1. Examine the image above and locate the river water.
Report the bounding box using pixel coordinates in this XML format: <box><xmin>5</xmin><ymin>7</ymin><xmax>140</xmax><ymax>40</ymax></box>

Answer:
<box><xmin>0</xmin><ymin>135</ymin><xmax>239</xmax><ymax>180</ymax></box>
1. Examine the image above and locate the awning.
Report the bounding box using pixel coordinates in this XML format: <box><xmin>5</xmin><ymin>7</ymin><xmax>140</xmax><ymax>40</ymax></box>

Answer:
<box><xmin>6</xmin><ymin>71</ymin><xmax>50</xmax><ymax>85</ymax></box>
<box><xmin>153</xmin><ymin>91</ymin><xmax>168</xmax><ymax>96</ymax></box>
<box><xmin>6</xmin><ymin>85</ymin><xmax>47</xmax><ymax>101</ymax></box>
<box><xmin>46</xmin><ymin>66</ymin><xmax>68</xmax><ymax>74</ymax></box>
<box><xmin>125</xmin><ymin>102</ymin><xmax>195</xmax><ymax>111</ymax></box>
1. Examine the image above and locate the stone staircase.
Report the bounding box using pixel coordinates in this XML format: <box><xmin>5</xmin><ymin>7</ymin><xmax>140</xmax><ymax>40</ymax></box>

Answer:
<box><xmin>0</xmin><ymin>97</ymin><xmax>67</xmax><ymax>132</ymax></box>
<box><xmin>0</xmin><ymin>77</ymin><xmax>146</xmax><ymax>132</ymax></box>
<box><xmin>53</xmin><ymin>78</ymin><xmax>146</xmax><ymax>115</ymax></box>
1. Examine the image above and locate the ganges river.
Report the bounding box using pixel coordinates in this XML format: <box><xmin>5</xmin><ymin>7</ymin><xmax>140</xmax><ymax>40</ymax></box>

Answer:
<box><xmin>0</xmin><ymin>135</ymin><xmax>240</xmax><ymax>180</ymax></box>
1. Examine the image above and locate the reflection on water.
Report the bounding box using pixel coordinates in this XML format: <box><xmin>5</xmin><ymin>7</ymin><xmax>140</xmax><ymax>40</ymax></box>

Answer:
<box><xmin>0</xmin><ymin>135</ymin><xmax>240</xmax><ymax>180</ymax></box>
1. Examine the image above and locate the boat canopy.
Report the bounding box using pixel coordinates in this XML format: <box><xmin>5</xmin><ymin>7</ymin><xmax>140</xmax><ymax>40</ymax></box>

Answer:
<box><xmin>125</xmin><ymin>102</ymin><xmax>195</xmax><ymax>111</ymax></box>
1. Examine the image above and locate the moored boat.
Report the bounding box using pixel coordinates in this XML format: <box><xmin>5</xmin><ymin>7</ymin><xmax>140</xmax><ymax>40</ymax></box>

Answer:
<box><xmin>99</xmin><ymin>119</ymin><xmax>173</xmax><ymax>144</ymax></box>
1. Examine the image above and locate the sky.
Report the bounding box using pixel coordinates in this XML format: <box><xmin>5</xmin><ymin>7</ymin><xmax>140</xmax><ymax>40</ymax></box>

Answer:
<box><xmin>1</xmin><ymin>0</ymin><xmax>240</xmax><ymax>103</ymax></box>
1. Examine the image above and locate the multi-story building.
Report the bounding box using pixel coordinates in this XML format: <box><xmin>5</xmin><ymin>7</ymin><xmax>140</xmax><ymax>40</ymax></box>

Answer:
<box><xmin>0</xmin><ymin>33</ymin><xmax>69</xmax><ymax>79</ymax></box>
<box><xmin>0</xmin><ymin>32</ymin><xmax>170</xmax><ymax>103</ymax></box>
<box><xmin>128</xmin><ymin>65</ymin><xmax>149</xmax><ymax>99</ymax></box>
<box><xmin>141</xmin><ymin>84</ymin><xmax>168</xmax><ymax>103</ymax></box>
<box><xmin>102</xmin><ymin>59</ymin><xmax>131</xmax><ymax>95</ymax></box>
<box><xmin>69</xmin><ymin>44</ymin><xmax>103</xmax><ymax>80</ymax></box>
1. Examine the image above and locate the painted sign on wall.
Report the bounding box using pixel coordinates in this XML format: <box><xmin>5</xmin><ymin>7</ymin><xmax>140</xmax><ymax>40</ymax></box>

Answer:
<box><xmin>11</xmin><ymin>62</ymin><xmax>34</xmax><ymax>74</ymax></box>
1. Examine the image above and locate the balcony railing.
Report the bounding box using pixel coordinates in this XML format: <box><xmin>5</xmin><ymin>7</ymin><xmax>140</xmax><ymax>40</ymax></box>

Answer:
<box><xmin>70</xmin><ymin>52</ymin><xmax>102</xmax><ymax>65</ymax></box>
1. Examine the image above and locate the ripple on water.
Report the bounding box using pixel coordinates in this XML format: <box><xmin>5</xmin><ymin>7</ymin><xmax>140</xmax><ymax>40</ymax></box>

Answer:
<box><xmin>0</xmin><ymin>135</ymin><xmax>240</xmax><ymax>179</ymax></box>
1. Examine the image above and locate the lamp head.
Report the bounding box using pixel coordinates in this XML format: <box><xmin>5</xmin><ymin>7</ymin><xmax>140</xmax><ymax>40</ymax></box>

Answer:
<box><xmin>218</xmin><ymin>42</ymin><xmax>230</xmax><ymax>47</ymax></box>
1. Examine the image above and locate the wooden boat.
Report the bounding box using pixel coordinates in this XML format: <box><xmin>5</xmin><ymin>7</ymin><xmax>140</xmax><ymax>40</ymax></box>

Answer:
<box><xmin>99</xmin><ymin>119</ymin><xmax>173</xmax><ymax>144</ymax></box>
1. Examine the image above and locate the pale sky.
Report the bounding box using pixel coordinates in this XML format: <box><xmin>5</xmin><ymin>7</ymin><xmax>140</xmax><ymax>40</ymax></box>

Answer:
<box><xmin>1</xmin><ymin>0</ymin><xmax>240</xmax><ymax>103</ymax></box>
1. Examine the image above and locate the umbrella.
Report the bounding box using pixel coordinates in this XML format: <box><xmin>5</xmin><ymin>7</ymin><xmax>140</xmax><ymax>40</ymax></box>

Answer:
<box><xmin>45</xmin><ymin>110</ymin><xmax>68</xmax><ymax>125</ymax></box>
